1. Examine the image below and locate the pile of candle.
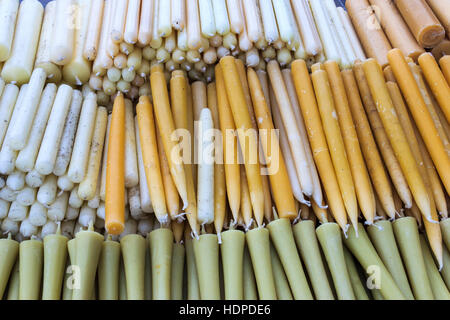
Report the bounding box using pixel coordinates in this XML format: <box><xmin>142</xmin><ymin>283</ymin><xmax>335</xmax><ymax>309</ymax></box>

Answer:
<box><xmin>0</xmin><ymin>0</ymin><xmax>449</xmax><ymax>302</ymax></box>
<box><xmin>346</xmin><ymin>0</ymin><xmax>450</xmax><ymax>66</ymax></box>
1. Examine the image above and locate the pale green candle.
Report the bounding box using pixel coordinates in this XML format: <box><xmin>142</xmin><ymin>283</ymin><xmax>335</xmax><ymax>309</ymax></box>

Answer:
<box><xmin>343</xmin><ymin>247</ymin><xmax>369</xmax><ymax>300</ymax></box>
<box><xmin>316</xmin><ymin>223</ymin><xmax>355</xmax><ymax>300</ymax></box>
<box><xmin>171</xmin><ymin>243</ymin><xmax>185</xmax><ymax>300</ymax></box>
<box><xmin>419</xmin><ymin>235</ymin><xmax>450</xmax><ymax>300</ymax></box>
<box><xmin>185</xmin><ymin>237</ymin><xmax>200</xmax><ymax>300</ymax></box>
<box><xmin>98</xmin><ymin>237</ymin><xmax>120</xmax><ymax>300</ymax></box>
<box><xmin>267</xmin><ymin>218</ymin><xmax>313</xmax><ymax>300</ymax></box>
<box><xmin>42</xmin><ymin>227</ymin><xmax>68</xmax><ymax>300</ymax></box>
<box><xmin>121</xmin><ymin>234</ymin><xmax>146</xmax><ymax>300</ymax></box>
<box><xmin>270</xmin><ymin>244</ymin><xmax>292</xmax><ymax>300</ymax></box>
<box><xmin>0</xmin><ymin>234</ymin><xmax>19</xmax><ymax>298</ymax></box>
<box><xmin>343</xmin><ymin>223</ymin><xmax>405</xmax><ymax>300</ymax></box>
<box><xmin>149</xmin><ymin>228</ymin><xmax>173</xmax><ymax>300</ymax></box>
<box><xmin>19</xmin><ymin>239</ymin><xmax>43</xmax><ymax>300</ymax></box>
<box><xmin>246</xmin><ymin>227</ymin><xmax>277</xmax><ymax>300</ymax></box>
<box><xmin>193</xmin><ymin>234</ymin><xmax>220</xmax><ymax>300</ymax></box>
<box><xmin>393</xmin><ymin>217</ymin><xmax>433</xmax><ymax>299</ymax></box>
<box><xmin>293</xmin><ymin>221</ymin><xmax>334</xmax><ymax>300</ymax></box>
<box><xmin>367</xmin><ymin>220</ymin><xmax>414</xmax><ymax>299</ymax></box>
<box><xmin>243</xmin><ymin>247</ymin><xmax>258</xmax><ymax>300</ymax></box>
<box><xmin>220</xmin><ymin>230</ymin><xmax>245</xmax><ymax>300</ymax></box>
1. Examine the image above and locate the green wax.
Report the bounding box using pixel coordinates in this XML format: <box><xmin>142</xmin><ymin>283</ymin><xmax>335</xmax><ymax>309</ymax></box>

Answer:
<box><xmin>220</xmin><ymin>230</ymin><xmax>245</xmax><ymax>300</ymax></box>
<box><xmin>441</xmin><ymin>247</ymin><xmax>450</xmax><ymax>289</ymax></box>
<box><xmin>420</xmin><ymin>235</ymin><xmax>450</xmax><ymax>300</ymax></box>
<box><xmin>343</xmin><ymin>223</ymin><xmax>405</xmax><ymax>300</ymax></box>
<box><xmin>144</xmin><ymin>245</ymin><xmax>152</xmax><ymax>300</ymax></box>
<box><xmin>98</xmin><ymin>238</ymin><xmax>120</xmax><ymax>300</ymax></box>
<box><xmin>0</xmin><ymin>235</ymin><xmax>19</xmax><ymax>298</ymax></box>
<box><xmin>19</xmin><ymin>240</ymin><xmax>43</xmax><ymax>300</ymax></box>
<box><xmin>293</xmin><ymin>220</ymin><xmax>334</xmax><ymax>300</ymax></box>
<box><xmin>171</xmin><ymin>243</ymin><xmax>185</xmax><ymax>300</ymax></box>
<box><xmin>267</xmin><ymin>218</ymin><xmax>313</xmax><ymax>300</ymax></box>
<box><xmin>72</xmin><ymin>228</ymin><xmax>103</xmax><ymax>300</ymax></box>
<box><xmin>246</xmin><ymin>228</ymin><xmax>277</xmax><ymax>300</ymax></box>
<box><xmin>316</xmin><ymin>223</ymin><xmax>355</xmax><ymax>300</ymax></box>
<box><xmin>185</xmin><ymin>237</ymin><xmax>200</xmax><ymax>300</ymax></box>
<box><xmin>193</xmin><ymin>233</ymin><xmax>220</xmax><ymax>300</ymax></box>
<box><xmin>393</xmin><ymin>217</ymin><xmax>434</xmax><ymax>299</ymax></box>
<box><xmin>367</xmin><ymin>220</ymin><xmax>414</xmax><ymax>299</ymax></box>
<box><xmin>270</xmin><ymin>244</ymin><xmax>292</xmax><ymax>300</ymax></box>
<box><xmin>441</xmin><ymin>219</ymin><xmax>450</xmax><ymax>251</ymax></box>
<box><xmin>121</xmin><ymin>234</ymin><xmax>146</xmax><ymax>300</ymax></box>
<box><xmin>119</xmin><ymin>259</ymin><xmax>127</xmax><ymax>300</ymax></box>
<box><xmin>149</xmin><ymin>228</ymin><xmax>173</xmax><ymax>300</ymax></box>
<box><xmin>243</xmin><ymin>247</ymin><xmax>258</xmax><ymax>300</ymax></box>
<box><xmin>42</xmin><ymin>232</ymin><xmax>68</xmax><ymax>300</ymax></box>
<box><xmin>343</xmin><ymin>247</ymin><xmax>369</xmax><ymax>300</ymax></box>
<box><xmin>6</xmin><ymin>258</ymin><xmax>19</xmax><ymax>300</ymax></box>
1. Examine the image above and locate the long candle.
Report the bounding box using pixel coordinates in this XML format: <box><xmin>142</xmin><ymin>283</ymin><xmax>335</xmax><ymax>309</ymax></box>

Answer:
<box><xmin>105</xmin><ymin>93</ymin><xmax>125</xmax><ymax>235</ymax></box>
<box><xmin>42</xmin><ymin>227</ymin><xmax>68</xmax><ymax>300</ymax></box>
<box><xmin>394</xmin><ymin>0</ymin><xmax>445</xmax><ymax>48</ymax></box>
<box><xmin>387</xmin><ymin>49</ymin><xmax>450</xmax><ymax>195</ymax></box>
<box><xmin>120</xmin><ymin>234</ymin><xmax>146</xmax><ymax>300</ymax></box>
<box><xmin>19</xmin><ymin>239</ymin><xmax>43</xmax><ymax>300</ymax></box>
<box><xmin>149</xmin><ymin>228</ymin><xmax>173</xmax><ymax>300</ymax></box>
<box><xmin>1</xmin><ymin>0</ymin><xmax>44</xmax><ymax>84</ymax></box>
<box><xmin>98</xmin><ymin>236</ymin><xmax>121</xmax><ymax>300</ymax></box>
<box><xmin>193</xmin><ymin>233</ymin><xmax>221</xmax><ymax>299</ymax></box>
<box><xmin>0</xmin><ymin>233</ymin><xmax>19</xmax><ymax>297</ymax></box>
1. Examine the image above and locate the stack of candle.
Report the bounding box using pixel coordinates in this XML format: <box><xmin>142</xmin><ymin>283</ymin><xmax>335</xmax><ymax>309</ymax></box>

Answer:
<box><xmin>0</xmin><ymin>0</ymin><xmax>368</xmax><ymax>94</ymax></box>
<box><xmin>0</xmin><ymin>49</ymin><xmax>449</xmax><ymax>300</ymax></box>
<box><xmin>346</xmin><ymin>0</ymin><xmax>450</xmax><ymax>66</ymax></box>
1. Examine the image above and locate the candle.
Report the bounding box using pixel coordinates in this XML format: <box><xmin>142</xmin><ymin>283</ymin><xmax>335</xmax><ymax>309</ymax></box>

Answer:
<box><xmin>0</xmin><ymin>0</ymin><xmax>19</xmax><ymax>62</ymax></box>
<box><xmin>219</xmin><ymin>230</ymin><xmax>245</xmax><ymax>299</ymax></box>
<box><xmin>269</xmin><ymin>244</ymin><xmax>292</xmax><ymax>300</ymax></box>
<box><xmin>0</xmin><ymin>233</ymin><xmax>19</xmax><ymax>297</ymax></box>
<box><xmin>42</xmin><ymin>226</ymin><xmax>68</xmax><ymax>300</ymax></box>
<box><xmin>368</xmin><ymin>0</ymin><xmax>424</xmax><ymax>60</ymax></box>
<box><xmin>1</xmin><ymin>0</ymin><xmax>43</xmax><ymax>84</ymax></box>
<box><xmin>149</xmin><ymin>227</ymin><xmax>173</xmax><ymax>300</ymax></box>
<box><xmin>267</xmin><ymin>218</ymin><xmax>313</xmax><ymax>300</ymax></box>
<box><xmin>83</xmin><ymin>0</ymin><xmax>104</xmax><ymax>61</ymax></box>
<box><xmin>439</xmin><ymin>56</ymin><xmax>450</xmax><ymax>86</ymax></box>
<box><xmin>345</xmin><ymin>0</ymin><xmax>391</xmax><ymax>67</ymax></box>
<box><xmin>7</xmin><ymin>259</ymin><xmax>19</xmax><ymax>300</ymax></box>
<box><xmin>342</xmin><ymin>69</ymin><xmax>397</xmax><ymax>218</ymax></box>
<box><xmin>193</xmin><ymin>233</ymin><xmax>220</xmax><ymax>299</ymax></box>
<box><xmin>316</xmin><ymin>223</ymin><xmax>355</xmax><ymax>300</ymax></box>
<box><xmin>292</xmin><ymin>220</ymin><xmax>334</xmax><ymax>300</ymax></box>
<box><xmin>245</xmin><ymin>228</ymin><xmax>277</xmax><ymax>299</ymax></box>
<box><xmin>392</xmin><ymin>217</ymin><xmax>434</xmax><ymax>299</ymax></box>
<box><xmin>0</xmin><ymin>84</ymin><xmax>18</xmax><ymax>151</ymax></box>
<box><xmin>8</xmin><ymin>68</ymin><xmax>47</xmax><ymax>152</ymax></box>
<box><xmin>419</xmin><ymin>235</ymin><xmax>450</xmax><ymax>299</ymax></box>
<box><xmin>34</xmin><ymin>1</ymin><xmax>62</xmax><ymax>83</ymax></box>
<box><xmin>343</xmin><ymin>247</ymin><xmax>369</xmax><ymax>300</ymax></box>
<box><xmin>353</xmin><ymin>61</ymin><xmax>412</xmax><ymax>210</ymax></box>
<box><xmin>367</xmin><ymin>220</ymin><xmax>414</xmax><ymax>299</ymax></box>
<box><xmin>394</xmin><ymin>0</ymin><xmax>445</xmax><ymax>48</ymax></box>
<box><xmin>290</xmin><ymin>60</ymin><xmax>348</xmax><ymax>228</ymax></box>
<box><xmin>105</xmin><ymin>93</ymin><xmax>125</xmax><ymax>235</ymax></box>
<box><xmin>72</xmin><ymin>223</ymin><xmax>103</xmax><ymax>300</ymax></box>
<box><xmin>136</xmin><ymin>96</ymin><xmax>168</xmax><ymax>224</ymax></box>
<box><xmin>242</xmin><ymin>247</ymin><xmax>257</xmax><ymax>300</ymax></box>
<box><xmin>120</xmin><ymin>234</ymin><xmax>146</xmax><ymax>300</ymax></box>
<box><xmin>184</xmin><ymin>229</ymin><xmax>200</xmax><ymax>300</ymax></box>
<box><xmin>19</xmin><ymin>239</ymin><xmax>43</xmax><ymax>300</ymax></box>
<box><xmin>35</xmin><ymin>84</ymin><xmax>73</xmax><ymax>175</ymax></box>
<box><xmin>170</xmin><ymin>242</ymin><xmax>185</xmax><ymax>300</ymax></box>
<box><xmin>51</xmin><ymin>0</ymin><xmax>75</xmax><ymax>65</ymax></box>
<box><xmin>97</xmin><ymin>236</ymin><xmax>120</xmax><ymax>300</ymax></box>
<box><xmin>418</xmin><ymin>53</ymin><xmax>450</xmax><ymax>124</ymax></box>
<box><xmin>325</xmin><ymin>60</ymin><xmax>375</xmax><ymax>224</ymax></box>
<box><xmin>62</xmin><ymin>0</ymin><xmax>92</xmax><ymax>85</ymax></box>
<box><xmin>150</xmin><ymin>68</ymin><xmax>189</xmax><ymax>212</ymax></box>
<box><xmin>52</xmin><ymin>89</ymin><xmax>83</xmax><ymax>177</ymax></box>
<box><xmin>343</xmin><ymin>223</ymin><xmax>405</xmax><ymax>299</ymax></box>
